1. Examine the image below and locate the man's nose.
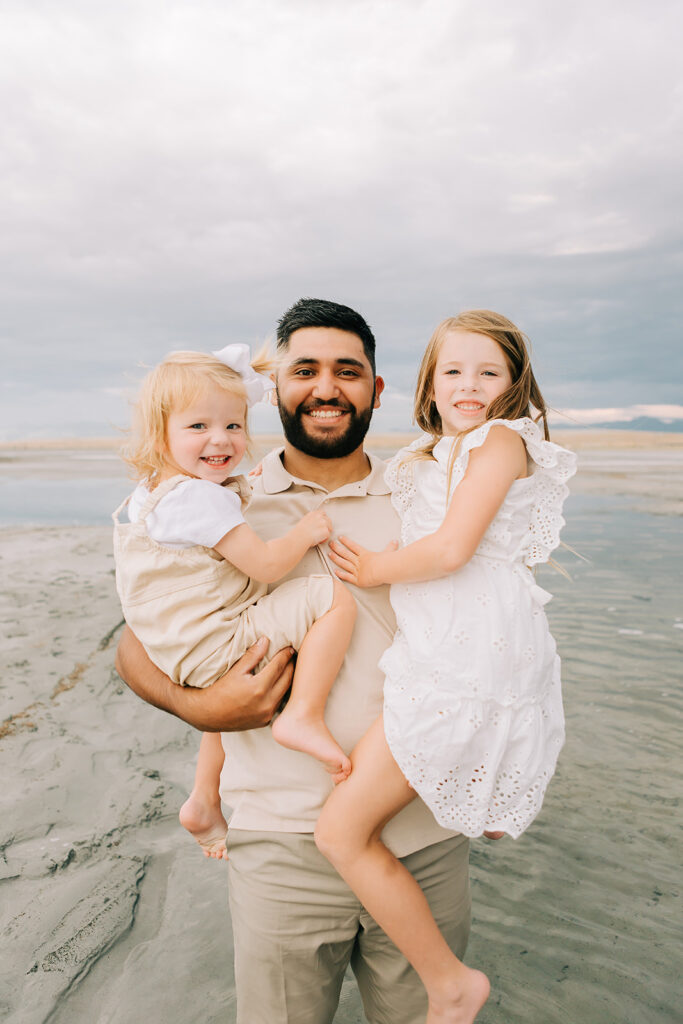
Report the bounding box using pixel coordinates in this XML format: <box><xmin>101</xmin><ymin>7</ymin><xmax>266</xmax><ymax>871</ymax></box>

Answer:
<box><xmin>312</xmin><ymin>371</ymin><xmax>340</xmax><ymax>399</ymax></box>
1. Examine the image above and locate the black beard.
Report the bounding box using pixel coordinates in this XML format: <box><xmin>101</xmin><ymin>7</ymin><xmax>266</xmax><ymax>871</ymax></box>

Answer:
<box><xmin>276</xmin><ymin>392</ymin><xmax>374</xmax><ymax>459</ymax></box>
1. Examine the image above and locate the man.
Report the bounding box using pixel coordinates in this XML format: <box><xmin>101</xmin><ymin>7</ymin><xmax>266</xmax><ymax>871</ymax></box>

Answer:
<box><xmin>115</xmin><ymin>297</ymin><xmax>471</xmax><ymax>1024</ymax></box>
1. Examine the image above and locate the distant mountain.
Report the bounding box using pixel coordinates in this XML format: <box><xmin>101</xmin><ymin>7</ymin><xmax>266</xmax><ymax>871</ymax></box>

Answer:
<box><xmin>557</xmin><ymin>416</ymin><xmax>683</xmax><ymax>433</ymax></box>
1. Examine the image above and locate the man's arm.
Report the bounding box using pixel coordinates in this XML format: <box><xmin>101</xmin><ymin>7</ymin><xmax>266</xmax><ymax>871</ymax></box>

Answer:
<box><xmin>114</xmin><ymin>627</ymin><xmax>295</xmax><ymax>732</ymax></box>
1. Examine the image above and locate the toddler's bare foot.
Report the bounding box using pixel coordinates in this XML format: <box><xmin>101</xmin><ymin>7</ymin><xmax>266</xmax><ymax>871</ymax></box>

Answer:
<box><xmin>272</xmin><ymin>707</ymin><xmax>351</xmax><ymax>778</ymax></box>
<box><xmin>179</xmin><ymin>793</ymin><xmax>228</xmax><ymax>860</ymax></box>
<box><xmin>484</xmin><ymin>830</ymin><xmax>505</xmax><ymax>840</ymax></box>
<box><xmin>427</xmin><ymin>967</ymin><xmax>490</xmax><ymax>1023</ymax></box>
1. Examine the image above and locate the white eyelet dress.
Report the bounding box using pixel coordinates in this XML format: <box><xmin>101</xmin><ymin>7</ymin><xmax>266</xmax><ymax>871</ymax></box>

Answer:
<box><xmin>380</xmin><ymin>418</ymin><xmax>577</xmax><ymax>839</ymax></box>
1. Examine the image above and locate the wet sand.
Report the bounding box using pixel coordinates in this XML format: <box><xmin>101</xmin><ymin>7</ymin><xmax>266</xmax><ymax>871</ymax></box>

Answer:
<box><xmin>1</xmin><ymin>432</ymin><xmax>681</xmax><ymax>1022</ymax></box>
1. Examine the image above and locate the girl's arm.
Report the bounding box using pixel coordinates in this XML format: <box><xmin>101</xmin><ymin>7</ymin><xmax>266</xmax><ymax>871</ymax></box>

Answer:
<box><xmin>329</xmin><ymin>426</ymin><xmax>527</xmax><ymax>587</ymax></box>
<box><xmin>214</xmin><ymin>508</ymin><xmax>332</xmax><ymax>584</ymax></box>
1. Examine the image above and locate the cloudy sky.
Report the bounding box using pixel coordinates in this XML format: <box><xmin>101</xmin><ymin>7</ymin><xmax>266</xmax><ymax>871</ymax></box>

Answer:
<box><xmin>1</xmin><ymin>0</ymin><xmax>682</xmax><ymax>439</ymax></box>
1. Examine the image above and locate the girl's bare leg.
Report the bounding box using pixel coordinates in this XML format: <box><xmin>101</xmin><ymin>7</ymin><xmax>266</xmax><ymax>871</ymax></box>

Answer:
<box><xmin>272</xmin><ymin>580</ymin><xmax>355</xmax><ymax>781</ymax></box>
<box><xmin>315</xmin><ymin>717</ymin><xmax>490</xmax><ymax>1023</ymax></box>
<box><xmin>179</xmin><ymin>731</ymin><xmax>229</xmax><ymax>860</ymax></box>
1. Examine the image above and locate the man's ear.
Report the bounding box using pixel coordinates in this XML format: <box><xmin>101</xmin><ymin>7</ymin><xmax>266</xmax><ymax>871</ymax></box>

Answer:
<box><xmin>269</xmin><ymin>373</ymin><xmax>279</xmax><ymax>405</ymax></box>
<box><xmin>373</xmin><ymin>375</ymin><xmax>385</xmax><ymax>409</ymax></box>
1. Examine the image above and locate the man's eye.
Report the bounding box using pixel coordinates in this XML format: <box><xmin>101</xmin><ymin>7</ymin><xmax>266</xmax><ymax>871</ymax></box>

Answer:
<box><xmin>294</xmin><ymin>369</ymin><xmax>314</xmax><ymax>377</ymax></box>
<box><xmin>339</xmin><ymin>370</ymin><xmax>359</xmax><ymax>378</ymax></box>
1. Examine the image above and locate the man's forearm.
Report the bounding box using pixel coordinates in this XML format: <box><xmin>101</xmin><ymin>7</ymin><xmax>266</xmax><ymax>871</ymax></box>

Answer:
<box><xmin>114</xmin><ymin>626</ymin><xmax>295</xmax><ymax>732</ymax></box>
<box><xmin>115</xmin><ymin>627</ymin><xmax>186</xmax><ymax>714</ymax></box>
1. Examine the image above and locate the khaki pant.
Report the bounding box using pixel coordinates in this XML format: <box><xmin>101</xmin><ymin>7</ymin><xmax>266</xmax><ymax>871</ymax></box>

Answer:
<box><xmin>226</xmin><ymin>830</ymin><xmax>471</xmax><ymax>1024</ymax></box>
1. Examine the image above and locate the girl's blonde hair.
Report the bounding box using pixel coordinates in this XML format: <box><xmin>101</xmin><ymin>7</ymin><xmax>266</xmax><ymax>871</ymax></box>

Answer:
<box><xmin>410</xmin><ymin>309</ymin><xmax>549</xmax><ymax>464</ymax></box>
<box><xmin>123</xmin><ymin>347</ymin><xmax>273</xmax><ymax>484</ymax></box>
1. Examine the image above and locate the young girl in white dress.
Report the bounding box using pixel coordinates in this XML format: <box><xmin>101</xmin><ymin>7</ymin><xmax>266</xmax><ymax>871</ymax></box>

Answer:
<box><xmin>320</xmin><ymin>310</ymin><xmax>577</xmax><ymax>1024</ymax></box>
<box><xmin>113</xmin><ymin>346</ymin><xmax>356</xmax><ymax>859</ymax></box>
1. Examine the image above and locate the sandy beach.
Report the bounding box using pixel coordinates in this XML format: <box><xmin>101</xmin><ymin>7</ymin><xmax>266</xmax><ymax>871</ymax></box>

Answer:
<box><xmin>1</xmin><ymin>431</ymin><xmax>681</xmax><ymax>1023</ymax></box>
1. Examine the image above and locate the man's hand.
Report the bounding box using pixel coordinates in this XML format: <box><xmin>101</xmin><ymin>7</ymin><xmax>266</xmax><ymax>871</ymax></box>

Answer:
<box><xmin>115</xmin><ymin>627</ymin><xmax>295</xmax><ymax>732</ymax></box>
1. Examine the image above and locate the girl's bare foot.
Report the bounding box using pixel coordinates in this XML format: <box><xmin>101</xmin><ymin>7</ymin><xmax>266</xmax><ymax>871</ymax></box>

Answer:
<box><xmin>179</xmin><ymin>793</ymin><xmax>228</xmax><ymax>860</ymax></box>
<box><xmin>427</xmin><ymin>967</ymin><xmax>490</xmax><ymax>1023</ymax></box>
<box><xmin>272</xmin><ymin>708</ymin><xmax>351</xmax><ymax>779</ymax></box>
<box><xmin>484</xmin><ymin>830</ymin><xmax>505</xmax><ymax>840</ymax></box>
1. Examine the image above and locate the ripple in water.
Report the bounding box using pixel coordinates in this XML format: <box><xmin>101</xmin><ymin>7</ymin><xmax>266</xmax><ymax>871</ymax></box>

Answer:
<box><xmin>467</xmin><ymin>495</ymin><xmax>681</xmax><ymax>1024</ymax></box>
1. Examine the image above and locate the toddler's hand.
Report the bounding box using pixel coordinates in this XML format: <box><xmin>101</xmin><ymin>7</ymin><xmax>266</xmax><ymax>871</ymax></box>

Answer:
<box><xmin>298</xmin><ymin>508</ymin><xmax>332</xmax><ymax>547</ymax></box>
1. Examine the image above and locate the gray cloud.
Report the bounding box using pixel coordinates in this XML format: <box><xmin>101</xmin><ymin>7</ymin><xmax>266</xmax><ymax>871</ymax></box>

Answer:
<box><xmin>1</xmin><ymin>0</ymin><xmax>681</xmax><ymax>437</ymax></box>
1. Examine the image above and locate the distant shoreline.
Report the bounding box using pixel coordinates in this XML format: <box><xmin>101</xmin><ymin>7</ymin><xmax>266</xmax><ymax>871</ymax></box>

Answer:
<box><xmin>2</xmin><ymin>429</ymin><xmax>683</xmax><ymax>453</ymax></box>
<box><xmin>1</xmin><ymin>428</ymin><xmax>681</xmax><ymax>520</ymax></box>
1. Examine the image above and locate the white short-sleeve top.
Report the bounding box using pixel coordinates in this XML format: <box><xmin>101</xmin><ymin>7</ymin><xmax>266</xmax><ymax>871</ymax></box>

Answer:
<box><xmin>127</xmin><ymin>477</ymin><xmax>245</xmax><ymax>549</ymax></box>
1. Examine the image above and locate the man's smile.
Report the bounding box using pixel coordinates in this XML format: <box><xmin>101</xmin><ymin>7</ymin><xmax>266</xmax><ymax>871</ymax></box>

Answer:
<box><xmin>306</xmin><ymin>408</ymin><xmax>348</xmax><ymax>420</ymax></box>
<box><xmin>302</xmin><ymin>402</ymin><xmax>352</xmax><ymax>425</ymax></box>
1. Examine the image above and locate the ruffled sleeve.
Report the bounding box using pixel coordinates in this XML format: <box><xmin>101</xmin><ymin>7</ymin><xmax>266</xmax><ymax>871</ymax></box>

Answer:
<box><xmin>433</xmin><ymin>418</ymin><xmax>577</xmax><ymax>565</ymax></box>
<box><xmin>384</xmin><ymin>436</ymin><xmax>432</xmax><ymax>524</ymax></box>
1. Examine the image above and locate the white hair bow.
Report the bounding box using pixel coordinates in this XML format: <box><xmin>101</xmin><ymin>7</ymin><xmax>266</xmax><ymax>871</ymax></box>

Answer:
<box><xmin>212</xmin><ymin>343</ymin><xmax>274</xmax><ymax>407</ymax></box>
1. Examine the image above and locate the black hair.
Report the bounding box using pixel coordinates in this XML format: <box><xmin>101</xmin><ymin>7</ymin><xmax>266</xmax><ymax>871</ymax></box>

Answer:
<box><xmin>276</xmin><ymin>297</ymin><xmax>376</xmax><ymax>375</ymax></box>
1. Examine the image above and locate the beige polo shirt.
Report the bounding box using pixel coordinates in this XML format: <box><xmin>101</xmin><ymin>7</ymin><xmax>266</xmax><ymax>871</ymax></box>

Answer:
<box><xmin>218</xmin><ymin>447</ymin><xmax>456</xmax><ymax>858</ymax></box>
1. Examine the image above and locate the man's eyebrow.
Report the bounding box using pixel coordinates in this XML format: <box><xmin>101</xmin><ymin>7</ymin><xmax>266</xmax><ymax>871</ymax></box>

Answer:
<box><xmin>335</xmin><ymin>358</ymin><xmax>366</xmax><ymax>369</ymax></box>
<box><xmin>287</xmin><ymin>357</ymin><xmax>367</xmax><ymax>369</ymax></box>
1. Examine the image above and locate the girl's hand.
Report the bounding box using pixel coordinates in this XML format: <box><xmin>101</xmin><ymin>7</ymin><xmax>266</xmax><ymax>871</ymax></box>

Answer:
<box><xmin>248</xmin><ymin>461</ymin><xmax>263</xmax><ymax>478</ymax></box>
<box><xmin>328</xmin><ymin>536</ymin><xmax>397</xmax><ymax>588</ymax></box>
<box><xmin>297</xmin><ymin>508</ymin><xmax>333</xmax><ymax>547</ymax></box>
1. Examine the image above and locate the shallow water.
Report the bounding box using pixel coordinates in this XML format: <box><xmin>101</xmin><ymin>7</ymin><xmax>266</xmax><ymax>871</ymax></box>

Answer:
<box><xmin>466</xmin><ymin>495</ymin><xmax>682</xmax><ymax>1024</ymax></box>
<box><xmin>0</xmin><ymin>451</ymin><xmax>133</xmax><ymax>527</ymax></box>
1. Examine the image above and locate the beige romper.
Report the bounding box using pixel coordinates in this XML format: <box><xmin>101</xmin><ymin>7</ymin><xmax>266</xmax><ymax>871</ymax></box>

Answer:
<box><xmin>112</xmin><ymin>474</ymin><xmax>334</xmax><ymax>688</ymax></box>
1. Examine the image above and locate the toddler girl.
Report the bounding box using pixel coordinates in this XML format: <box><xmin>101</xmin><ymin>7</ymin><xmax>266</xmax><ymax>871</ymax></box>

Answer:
<box><xmin>319</xmin><ymin>310</ymin><xmax>577</xmax><ymax>1023</ymax></box>
<box><xmin>113</xmin><ymin>345</ymin><xmax>356</xmax><ymax>859</ymax></box>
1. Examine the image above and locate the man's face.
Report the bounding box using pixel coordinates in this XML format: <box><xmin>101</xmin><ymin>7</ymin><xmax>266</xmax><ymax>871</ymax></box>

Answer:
<box><xmin>275</xmin><ymin>327</ymin><xmax>383</xmax><ymax>459</ymax></box>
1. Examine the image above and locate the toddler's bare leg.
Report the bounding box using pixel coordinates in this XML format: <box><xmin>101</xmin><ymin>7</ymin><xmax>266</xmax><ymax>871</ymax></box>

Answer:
<box><xmin>272</xmin><ymin>580</ymin><xmax>355</xmax><ymax>780</ymax></box>
<box><xmin>315</xmin><ymin>717</ymin><xmax>490</xmax><ymax>1023</ymax></box>
<box><xmin>179</xmin><ymin>732</ymin><xmax>228</xmax><ymax>860</ymax></box>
